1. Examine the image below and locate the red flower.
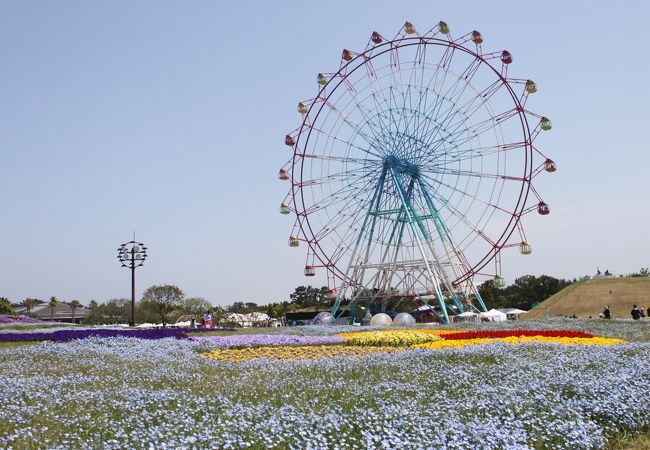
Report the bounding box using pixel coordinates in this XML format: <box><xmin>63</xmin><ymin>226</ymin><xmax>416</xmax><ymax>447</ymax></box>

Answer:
<box><xmin>441</xmin><ymin>330</ymin><xmax>593</xmax><ymax>341</ymax></box>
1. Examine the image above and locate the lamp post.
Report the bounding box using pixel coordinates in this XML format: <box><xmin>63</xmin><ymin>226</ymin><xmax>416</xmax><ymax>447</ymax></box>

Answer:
<box><xmin>117</xmin><ymin>239</ymin><xmax>148</xmax><ymax>327</ymax></box>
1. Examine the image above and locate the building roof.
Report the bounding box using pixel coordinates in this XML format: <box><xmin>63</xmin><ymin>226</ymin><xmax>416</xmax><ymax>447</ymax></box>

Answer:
<box><xmin>13</xmin><ymin>302</ymin><xmax>91</xmax><ymax>320</ymax></box>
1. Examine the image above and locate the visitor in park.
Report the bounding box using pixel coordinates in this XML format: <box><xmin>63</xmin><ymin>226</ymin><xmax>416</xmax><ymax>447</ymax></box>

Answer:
<box><xmin>204</xmin><ymin>311</ymin><xmax>213</xmax><ymax>329</ymax></box>
<box><xmin>631</xmin><ymin>305</ymin><xmax>642</xmax><ymax>320</ymax></box>
<box><xmin>190</xmin><ymin>315</ymin><xmax>196</xmax><ymax>329</ymax></box>
<box><xmin>640</xmin><ymin>307</ymin><xmax>646</xmax><ymax>318</ymax></box>
<box><xmin>603</xmin><ymin>306</ymin><xmax>611</xmax><ymax>319</ymax></box>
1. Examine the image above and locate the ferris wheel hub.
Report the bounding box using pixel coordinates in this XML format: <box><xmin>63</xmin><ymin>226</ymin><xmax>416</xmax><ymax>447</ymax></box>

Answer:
<box><xmin>383</xmin><ymin>155</ymin><xmax>420</xmax><ymax>178</ymax></box>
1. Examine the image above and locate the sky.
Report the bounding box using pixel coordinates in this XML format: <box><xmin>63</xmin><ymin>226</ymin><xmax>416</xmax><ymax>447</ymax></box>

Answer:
<box><xmin>1</xmin><ymin>1</ymin><xmax>649</xmax><ymax>307</ymax></box>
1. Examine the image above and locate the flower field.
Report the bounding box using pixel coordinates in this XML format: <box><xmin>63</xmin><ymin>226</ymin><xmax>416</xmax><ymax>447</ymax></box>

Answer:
<box><xmin>0</xmin><ymin>314</ymin><xmax>45</xmax><ymax>326</ymax></box>
<box><xmin>1</xmin><ymin>319</ymin><xmax>649</xmax><ymax>449</ymax></box>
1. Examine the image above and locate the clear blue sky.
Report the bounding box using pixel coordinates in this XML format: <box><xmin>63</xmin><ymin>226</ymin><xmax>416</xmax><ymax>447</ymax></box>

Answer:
<box><xmin>1</xmin><ymin>1</ymin><xmax>649</xmax><ymax>306</ymax></box>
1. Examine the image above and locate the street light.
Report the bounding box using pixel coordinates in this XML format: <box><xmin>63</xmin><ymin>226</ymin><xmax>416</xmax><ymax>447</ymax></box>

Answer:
<box><xmin>117</xmin><ymin>239</ymin><xmax>148</xmax><ymax>327</ymax></box>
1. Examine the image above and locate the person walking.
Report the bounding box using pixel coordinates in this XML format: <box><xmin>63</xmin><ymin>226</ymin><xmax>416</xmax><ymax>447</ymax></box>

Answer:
<box><xmin>631</xmin><ymin>305</ymin><xmax>642</xmax><ymax>320</ymax></box>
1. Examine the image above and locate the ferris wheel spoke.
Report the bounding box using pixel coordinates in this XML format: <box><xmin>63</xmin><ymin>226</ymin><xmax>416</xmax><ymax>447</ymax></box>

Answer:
<box><xmin>319</xmin><ymin>100</ymin><xmax>388</xmax><ymax>158</ymax></box>
<box><xmin>304</xmin><ymin>170</ymin><xmax>382</xmax><ymax>215</ymax></box>
<box><xmin>420</xmin><ymin>172</ymin><xmax>515</xmax><ymax>224</ymax></box>
<box><xmin>299</xmin><ymin>151</ymin><xmax>382</xmax><ymax>168</ymax></box>
<box><xmin>333</xmin><ymin>76</ymin><xmax>399</xmax><ymax>150</ymax></box>
<box><xmin>423</xmin><ymin>166</ymin><xmax>525</xmax><ymax>182</ymax></box>
<box><xmin>418</xmin><ymin>61</ymin><xmax>499</xmax><ymax>152</ymax></box>
<box><xmin>297</xmin><ymin>166</ymin><xmax>379</xmax><ymax>188</ymax></box>
<box><xmin>420</xmin><ymin>177</ymin><xmax>498</xmax><ymax>247</ymax></box>
<box><xmin>425</xmin><ymin>86</ymin><xmax>503</xmax><ymax>151</ymax></box>
<box><xmin>313</xmin><ymin>189</ymin><xmax>383</xmax><ymax>263</ymax></box>
<box><xmin>435</xmin><ymin>142</ymin><xmax>526</xmax><ymax>163</ymax></box>
<box><xmin>416</xmin><ymin>62</ymin><xmax>479</xmax><ymax>145</ymax></box>
<box><xmin>431</xmin><ymin>108</ymin><xmax>518</xmax><ymax>153</ymax></box>
<box><xmin>301</xmin><ymin>125</ymin><xmax>386</xmax><ymax>160</ymax></box>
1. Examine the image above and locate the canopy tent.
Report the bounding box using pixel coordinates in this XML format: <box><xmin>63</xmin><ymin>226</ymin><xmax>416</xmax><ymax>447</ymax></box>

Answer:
<box><xmin>497</xmin><ymin>308</ymin><xmax>529</xmax><ymax>320</ymax></box>
<box><xmin>498</xmin><ymin>308</ymin><xmax>528</xmax><ymax>315</ymax></box>
<box><xmin>454</xmin><ymin>310</ymin><xmax>480</xmax><ymax>323</ymax></box>
<box><xmin>480</xmin><ymin>309</ymin><xmax>508</xmax><ymax>322</ymax></box>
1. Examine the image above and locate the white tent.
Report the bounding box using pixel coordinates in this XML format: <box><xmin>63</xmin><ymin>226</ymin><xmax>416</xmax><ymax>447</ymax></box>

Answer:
<box><xmin>498</xmin><ymin>308</ymin><xmax>528</xmax><ymax>315</ymax></box>
<box><xmin>497</xmin><ymin>308</ymin><xmax>528</xmax><ymax>320</ymax></box>
<box><xmin>480</xmin><ymin>309</ymin><xmax>507</xmax><ymax>322</ymax></box>
<box><xmin>455</xmin><ymin>311</ymin><xmax>480</xmax><ymax>323</ymax></box>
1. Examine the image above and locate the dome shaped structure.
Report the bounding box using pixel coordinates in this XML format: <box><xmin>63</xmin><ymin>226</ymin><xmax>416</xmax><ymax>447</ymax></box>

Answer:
<box><xmin>313</xmin><ymin>312</ymin><xmax>335</xmax><ymax>325</ymax></box>
<box><xmin>369</xmin><ymin>313</ymin><xmax>393</xmax><ymax>326</ymax></box>
<box><xmin>393</xmin><ymin>312</ymin><xmax>416</xmax><ymax>326</ymax></box>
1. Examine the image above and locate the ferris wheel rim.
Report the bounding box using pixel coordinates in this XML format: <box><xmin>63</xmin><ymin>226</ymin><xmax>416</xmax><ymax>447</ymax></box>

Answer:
<box><xmin>290</xmin><ymin>34</ymin><xmax>535</xmax><ymax>283</ymax></box>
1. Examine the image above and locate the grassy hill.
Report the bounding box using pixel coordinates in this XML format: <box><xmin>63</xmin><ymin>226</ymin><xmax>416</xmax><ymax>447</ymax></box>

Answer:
<box><xmin>526</xmin><ymin>277</ymin><xmax>650</xmax><ymax>319</ymax></box>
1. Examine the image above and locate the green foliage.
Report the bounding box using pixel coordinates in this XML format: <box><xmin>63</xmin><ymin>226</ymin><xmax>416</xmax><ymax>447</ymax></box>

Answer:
<box><xmin>628</xmin><ymin>267</ymin><xmax>650</xmax><ymax>278</ymax></box>
<box><xmin>289</xmin><ymin>286</ymin><xmax>329</xmax><ymax>310</ymax></box>
<box><xmin>68</xmin><ymin>300</ymin><xmax>82</xmax><ymax>321</ymax></box>
<box><xmin>140</xmin><ymin>285</ymin><xmax>184</xmax><ymax>326</ymax></box>
<box><xmin>84</xmin><ymin>298</ymin><xmax>130</xmax><ymax>325</ymax></box>
<box><xmin>477</xmin><ymin>275</ymin><xmax>573</xmax><ymax>310</ymax></box>
<box><xmin>48</xmin><ymin>296</ymin><xmax>58</xmax><ymax>320</ymax></box>
<box><xmin>21</xmin><ymin>298</ymin><xmax>40</xmax><ymax>317</ymax></box>
<box><xmin>181</xmin><ymin>297</ymin><xmax>213</xmax><ymax>316</ymax></box>
<box><xmin>0</xmin><ymin>298</ymin><xmax>15</xmax><ymax>315</ymax></box>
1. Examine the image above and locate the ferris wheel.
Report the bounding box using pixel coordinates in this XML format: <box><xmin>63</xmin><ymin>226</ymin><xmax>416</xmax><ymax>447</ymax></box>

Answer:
<box><xmin>279</xmin><ymin>21</ymin><xmax>555</xmax><ymax>323</ymax></box>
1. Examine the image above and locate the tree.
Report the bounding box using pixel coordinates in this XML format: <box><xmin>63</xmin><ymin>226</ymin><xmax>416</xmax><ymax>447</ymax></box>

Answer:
<box><xmin>289</xmin><ymin>286</ymin><xmax>329</xmax><ymax>310</ymax></box>
<box><xmin>501</xmin><ymin>275</ymin><xmax>572</xmax><ymax>310</ymax></box>
<box><xmin>477</xmin><ymin>280</ymin><xmax>496</xmax><ymax>305</ymax></box>
<box><xmin>48</xmin><ymin>296</ymin><xmax>58</xmax><ymax>321</ymax></box>
<box><xmin>83</xmin><ymin>298</ymin><xmax>129</xmax><ymax>325</ymax></box>
<box><xmin>0</xmin><ymin>298</ymin><xmax>14</xmax><ymax>315</ymax></box>
<box><xmin>629</xmin><ymin>268</ymin><xmax>649</xmax><ymax>277</ymax></box>
<box><xmin>22</xmin><ymin>298</ymin><xmax>39</xmax><ymax>317</ymax></box>
<box><xmin>140</xmin><ymin>285</ymin><xmax>184</xmax><ymax>326</ymax></box>
<box><xmin>228</xmin><ymin>301</ymin><xmax>246</xmax><ymax>313</ymax></box>
<box><xmin>181</xmin><ymin>297</ymin><xmax>213</xmax><ymax>316</ymax></box>
<box><xmin>69</xmin><ymin>300</ymin><xmax>82</xmax><ymax>323</ymax></box>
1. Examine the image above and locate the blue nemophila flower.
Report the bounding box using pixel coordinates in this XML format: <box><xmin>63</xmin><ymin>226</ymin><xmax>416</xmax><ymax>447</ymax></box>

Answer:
<box><xmin>0</xmin><ymin>321</ymin><xmax>649</xmax><ymax>449</ymax></box>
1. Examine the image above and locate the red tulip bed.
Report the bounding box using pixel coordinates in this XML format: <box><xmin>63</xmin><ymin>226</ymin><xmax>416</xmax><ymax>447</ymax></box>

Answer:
<box><xmin>440</xmin><ymin>329</ymin><xmax>594</xmax><ymax>340</ymax></box>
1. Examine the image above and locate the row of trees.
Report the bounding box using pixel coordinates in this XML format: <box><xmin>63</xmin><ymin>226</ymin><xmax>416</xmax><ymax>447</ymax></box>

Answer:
<box><xmin>478</xmin><ymin>275</ymin><xmax>573</xmax><ymax>310</ymax></box>
<box><xmin>3</xmin><ymin>275</ymin><xmax>576</xmax><ymax>324</ymax></box>
<box><xmin>85</xmin><ymin>285</ymin><xmax>200</xmax><ymax>325</ymax></box>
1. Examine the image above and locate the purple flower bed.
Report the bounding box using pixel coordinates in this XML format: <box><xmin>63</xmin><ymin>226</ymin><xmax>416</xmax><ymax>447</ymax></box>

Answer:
<box><xmin>177</xmin><ymin>327</ymin><xmax>237</xmax><ymax>333</ymax></box>
<box><xmin>0</xmin><ymin>315</ymin><xmax>45</xmax><ymax>325</ymax></box>
<box><xmin>0</xmin><ymin>328</ymin><xmax>188</xmax><ymax>343</ymax></box>
<box><xmin>192</xmin><ymin>334</ymin><xmax>345</xmax><ymax>348</ymax></box>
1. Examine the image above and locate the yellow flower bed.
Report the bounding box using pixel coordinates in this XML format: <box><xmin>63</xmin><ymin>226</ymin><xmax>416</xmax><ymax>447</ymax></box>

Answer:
<box><xmin>339</xmin><ymin>330</ymin><xmax>442</xmax><ymax>347</ymax></box>
<box><xmin>202</xmin><ymin>345</ymin><xmax>400</xmax><ymax>363</ymax></box>
<box><xmin>336</xmin><ymin>329</ymin><xmax>460</xmax><ymax>339</ymax></box>
<box><xmin>412</xmin><ymin>336</ymin><xmax>626</xmax><ymax>350</ymax></box>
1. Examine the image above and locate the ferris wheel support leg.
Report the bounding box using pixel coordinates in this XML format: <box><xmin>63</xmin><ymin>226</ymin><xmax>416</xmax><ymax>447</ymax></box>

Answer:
<box><xmin>331</xmin><ymin>168</ymin><xmax>388</xmax><ymax>320</ymax></box>
<box><xmin>418</xmin><ymin>178</ymin><xmax>477</xmax><ymax>312</ymax></box>
<box><xmin>388</xmin><ymin>167</ymin><xmax>451</xmax><ymax>324</ymax></box>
